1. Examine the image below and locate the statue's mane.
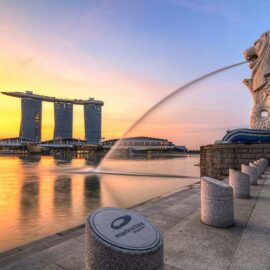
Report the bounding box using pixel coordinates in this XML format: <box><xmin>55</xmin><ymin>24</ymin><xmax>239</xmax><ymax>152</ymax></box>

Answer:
<box><xmin>252</xmin><ymin>31</ymin><xmax>270</xmax><ymax>91</ymax></box>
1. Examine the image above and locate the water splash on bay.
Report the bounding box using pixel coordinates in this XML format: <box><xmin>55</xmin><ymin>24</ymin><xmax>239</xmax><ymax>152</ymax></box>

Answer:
<box><xmin>71</xmin><ymin>61</ymin><xmax>247</xmax><ymax>177</ymax></box>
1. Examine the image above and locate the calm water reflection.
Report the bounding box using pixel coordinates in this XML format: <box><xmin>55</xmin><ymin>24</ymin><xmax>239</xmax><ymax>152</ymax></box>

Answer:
<box><xmin>0</xmin><ymin>155</ymin><xmax>199</xmax><ymax>252</ymax></box>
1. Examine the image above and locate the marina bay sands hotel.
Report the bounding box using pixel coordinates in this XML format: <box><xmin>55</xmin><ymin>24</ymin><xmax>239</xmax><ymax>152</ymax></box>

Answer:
<box><xmin>2</xmin><ymin>91</ymin><xmax>104</xmax><ymax>144</ymax></box>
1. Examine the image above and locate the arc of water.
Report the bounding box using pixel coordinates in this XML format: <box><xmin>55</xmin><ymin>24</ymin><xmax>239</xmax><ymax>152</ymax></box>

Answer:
<box><xmin>100</xmin><ymin>61</ymin><xmax>247</xmax><ymax>163</ymax></box>
<box><xmin>70</xmin><ymin>61</ymin><xmax>247</xmax><ymax>177</ymax></box>
<box><xmin>124</xmin><ymin>61</ymin><xmax>247</xmax><ymax>137</ymax></box>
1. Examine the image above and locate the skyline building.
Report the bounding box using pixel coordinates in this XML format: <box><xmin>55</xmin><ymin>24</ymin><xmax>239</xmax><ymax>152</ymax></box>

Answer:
<box><xmin>84</xmin><ymin>103</ymin><xmax>102</xmax><ymax>144</ymax></box>
<box><xmin>54</xmin><ymin>102</ymin><xmax>73</xmax><ymax>139</ymax></box>
<box><xmin>2</xmin><ymin>91</ymin><xmax>104</xmax><ymax>144</ymax></box>
<box><xmin>19</xmin><ymin>93</ymin><xmax>42</xmax><ymax>142</ymax></box>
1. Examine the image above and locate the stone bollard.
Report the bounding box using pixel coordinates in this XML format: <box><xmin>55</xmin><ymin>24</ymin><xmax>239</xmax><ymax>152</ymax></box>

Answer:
<box><xmin>258</xmin><ymin>159</ymin><xmax>270</xmax><ymax>178</ymax></box>
<box><xmin>229</xmin><ymin>169</ymin><xmax>250</xmax><ymax>199</ymax></box>
<box><xmin>249</xmin><ymin>162</ymin><xmax>262</xmax><ymax>178</ymax></box>
<box><xmin>241</xmin><ymin>164</ymin><xmax>257</xmax><ymax>185</ymax></box>
<box><xmin>257</xmin><ymin>159</ymin><xmax>268</xmax><ymax>171</ymax></box>
<box><xmin>262</xmin><ymin>159</ymin><xmax>270</xmax><ymax>174</ymax></box>
<box><xmin>85</xmin><ymin>207</ymin><xmax>164</xmax><ymax>270</ymax></box>
<box><xmin>254</xmin><ymin>162</ymin><xmax>262</xmax><ymax>175</ymax></box>
<box><xmin>260</xmin><ymin>158</ymin><xmax>269</xmax><ymax>165</ymax></box>
<box><xmin>262</xmin><ymin>158</ymin><xmax>269</xmax><ymax>168</ymax></box>
<box><xmin>255</xmin><ymin>160</ymin><xmax>263</xmax><ymax>171</ymax></box>
<box><xmin>201</xmin><ymin>177</ymin><xmax>234</xmax><ymax>228</ymax></box>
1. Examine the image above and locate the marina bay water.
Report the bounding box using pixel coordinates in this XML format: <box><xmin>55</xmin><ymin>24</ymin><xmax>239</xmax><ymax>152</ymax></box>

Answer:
<box><xmin>0</xmin><ymin>154</ymin><xmax>199</xmax><ymax>252</ymax></box>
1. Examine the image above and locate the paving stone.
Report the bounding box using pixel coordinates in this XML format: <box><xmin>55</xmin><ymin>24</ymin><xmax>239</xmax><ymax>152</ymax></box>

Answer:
<box><xmin>43</xmin><ymin>263</ymin><xmax>65</xmax><ymax>270</ymax></box>
<box><xmin>73</xmin><ymin>234</ymin><xmax>84</xmax><ymax>243</ymax></box>
<box><xmin>0</xmin><ymin>243</ymin><xmax>49</xmax><ymax>268</ymax></box>
<box><xmin>3</xmin><ymin>252</ymin><xmax>53</xmax><ymax>270</ymax></box>
<box><xmin>2</xmin><ymin>239</ymin><xmax>84</xmax><ymax>270</ymax></box>
<box><xmin>229</xmin><ymin>228</ymin><xmax>270</xmax><ymax>270</ymax></box>
<box><xmin>55</xmin><ymin>250</ymin><xmax>85</xmax><ymax>270</ymax></box>
<box><xmin>36</xmin><ymin>235</ymin><xmax>65</xmax><ymax>249</ymax></box>
<box><xmin>165</xmin><ymin>264</ymin><xmax>183</xmax><ymax>270</ymax></box>
<box><xmin>233</xmin><ymin>203</ymin><xmax>254</xmax><ymax>227</ymax></box>
<box><xmin>149</xmin><ymin>212</ymin><xmax>182</xmax><ymax>233</ymax></box>
<box><xmin>164</xmin><ymin>214</ymin><xmax>244</xmax><ymax>270</ymax></box>
<box><xmin>0</xmin><ymin>248</ymin><xmax>21</xmax><ymax>260</ymax></box>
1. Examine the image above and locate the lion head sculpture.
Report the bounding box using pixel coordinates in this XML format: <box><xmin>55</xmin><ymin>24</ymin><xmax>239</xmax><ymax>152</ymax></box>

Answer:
<box><xmin>244</xmin><ymin>31</ymin><xmax>270</xmax><ymax>92</ymax></box>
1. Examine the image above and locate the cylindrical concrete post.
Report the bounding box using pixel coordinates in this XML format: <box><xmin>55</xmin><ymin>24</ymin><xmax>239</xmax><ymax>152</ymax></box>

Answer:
<box><xmin>263</xmin><ymin>160</ymin><xmax>270</xmax><ymax>174</ymax></box>
<box><xmin>85</xmin><ymin>207</ymin><xmax>163</xmax><ymax>270</ymax></box>
<box><xmin>249</xmin><ymin>162</ymin><xmax>261</xmax><ymax>178</ymax></box>
<box><xmin>257</xmin><ymin>159</ymin><xmax>267</xmax><ymax>170</ymax></box>
<box><xmin>263</xmin><ymin>158</ymin><xmax>269</xmax><ymax>167</ymax></box>
<box><xmin>241</xmin><ymin>164</ymin><xmax>257</xmax><ymax>185</ymax></box>
<box><xmin>257</xmin><ymin>160</ymin><xmax>262</xmax><ymax>168</ymax></box>
<box><xmin>201</xmin><ymin>177</ymin><xmax>234</xmax><ymax>228</ymax></box>
<box><xmin>260</xmin><ymin>158</ymin><xmax>269</xmax><ymax>169</ymax></box>
<box><xmin>254</xmin><ymin>160</ymin><xmax>264</xmax><ymax>171</ymax></box>
<box><xmin>229</xmin><ymin>169</ymin><xmax>250</xmax><ymax>199</ymax></box>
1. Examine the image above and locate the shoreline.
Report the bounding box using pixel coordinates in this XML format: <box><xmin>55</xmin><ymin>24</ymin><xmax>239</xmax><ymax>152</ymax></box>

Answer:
<box><xmin>0</xmin><ymin>182</ymin><xmax>199</xmax><ymax>257</ymax></box>
<box><xmin>0</xmin><ymin>154</ymin><xmax>200</xmax><ymax>255</ymax></box>
<box><xmin>1</xmin><ymin>175</ymin><xmax>270</xmax><ymax>269</ymax></box>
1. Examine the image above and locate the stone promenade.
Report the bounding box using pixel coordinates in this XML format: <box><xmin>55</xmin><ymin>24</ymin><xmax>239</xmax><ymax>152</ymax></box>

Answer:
<box><xmin>1</xmin><ymin>174</ymin><xmax>270</xmax><ymax>270</ymax></box>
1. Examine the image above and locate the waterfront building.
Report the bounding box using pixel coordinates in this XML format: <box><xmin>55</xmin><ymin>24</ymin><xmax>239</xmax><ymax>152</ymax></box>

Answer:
<box><xmin>40</xmin><ymin>138</ymin><xmax>86</xmax><ymax>148</ymax></box>
<box><xmin>84</xmin><ymin>103</ymin><xmax>102</xmax><ymax>145</ymax></box>
<box><xmin>101</xmin><ymin>137</ymin><xmax>181</xmax><ymax>151</ymax></box>
<box><xmin>19</xmin><ymin>92</ymin><xmax>42</xmax><ymax>142</ymax></box>
<box><xmin>54</xmin><ymin>102</ymin><xmax>73</xmax><ymax>139</ymax></box>
<box><xmin>0</xmin><ymin>137</ymin><xmax>32</xmax><ymax>147</ymax></box>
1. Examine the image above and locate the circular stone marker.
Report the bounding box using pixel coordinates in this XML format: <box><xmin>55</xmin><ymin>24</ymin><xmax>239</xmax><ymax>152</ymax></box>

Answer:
<box><xmin>85</xmin><ymin>207</ymin><xmax>163</xmax><ymax>270</ymax></box>
<box><xmin>90</xmin><ymin>208</ymin><xmax>160</xmax><ymax>251</ymax></box>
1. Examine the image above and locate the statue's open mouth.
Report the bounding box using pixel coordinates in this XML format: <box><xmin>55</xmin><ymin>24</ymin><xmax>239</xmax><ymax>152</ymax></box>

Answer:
<box><xmin>246</xmin><ymin>54</ymin><xmax>258</xmax><ymax>68</ymax></box>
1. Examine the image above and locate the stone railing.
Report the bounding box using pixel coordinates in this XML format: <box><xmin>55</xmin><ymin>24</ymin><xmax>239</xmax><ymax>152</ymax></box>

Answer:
<box><xmin>200</xmin><ymin>143</ymin><xmax>270</xmax><ymax>178</ymax></box>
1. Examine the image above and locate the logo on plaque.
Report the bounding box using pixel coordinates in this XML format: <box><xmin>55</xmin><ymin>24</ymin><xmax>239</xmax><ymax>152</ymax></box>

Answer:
<box><xmin>111</xmin><ymin>215</ymin><xmax>132</xmax><ymax>230</ymax></box>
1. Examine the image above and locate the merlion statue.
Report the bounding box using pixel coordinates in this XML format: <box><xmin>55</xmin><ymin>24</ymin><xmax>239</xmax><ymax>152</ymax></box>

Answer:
<box><xmin>243</xmin><ymin>31</ymin><xmax>270</xmax><ymax>130</ymax></box>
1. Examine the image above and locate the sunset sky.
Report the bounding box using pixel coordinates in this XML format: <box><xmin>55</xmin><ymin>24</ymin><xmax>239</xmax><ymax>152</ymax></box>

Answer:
<box><xmin>1</xmin><ymin>0</ymin><xmax>270</xmax><ymax>148</ymax></box>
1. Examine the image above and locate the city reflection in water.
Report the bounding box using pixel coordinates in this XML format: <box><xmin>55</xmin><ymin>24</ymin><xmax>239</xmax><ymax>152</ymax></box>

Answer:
<box><xmin>0</xmin><ymin>155</ymin><xmax>199</xmax><ymax>252</ymax></box>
